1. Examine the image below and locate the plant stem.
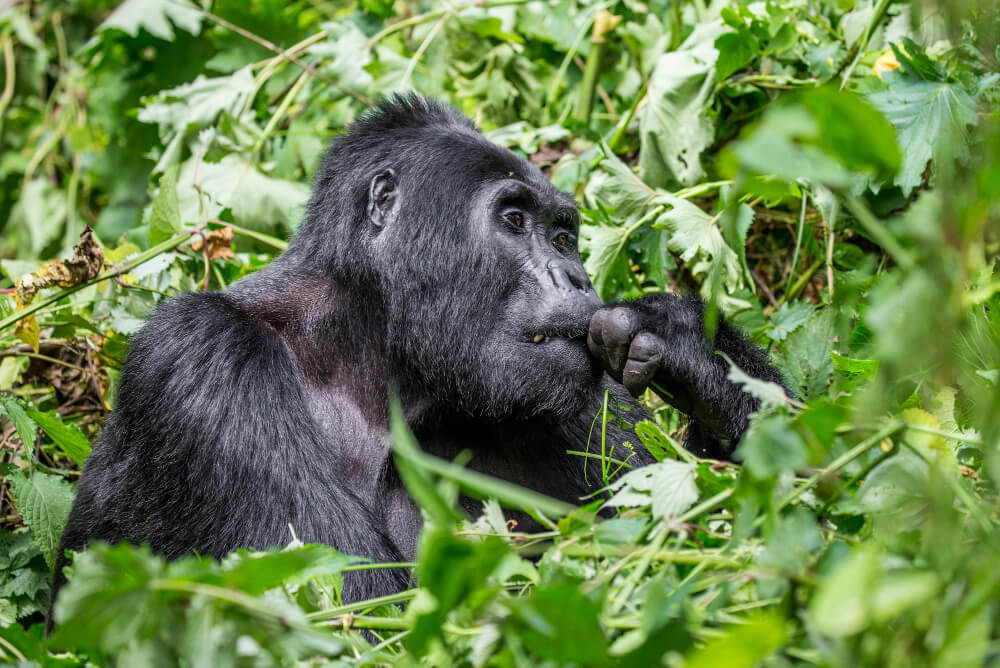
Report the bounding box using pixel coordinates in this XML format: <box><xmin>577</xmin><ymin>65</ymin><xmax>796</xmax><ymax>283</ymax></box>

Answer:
<box><xmin>307</xmin><ymin>589</ymin><xmax>417</xmax><ymax>621</ymax></box>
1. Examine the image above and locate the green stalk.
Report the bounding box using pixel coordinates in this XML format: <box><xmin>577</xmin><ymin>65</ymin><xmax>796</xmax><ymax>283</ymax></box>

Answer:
<box><xmin>575</xmin><ymin>39</ymin><xmax>604</xmax><ymax>126</ymax></box>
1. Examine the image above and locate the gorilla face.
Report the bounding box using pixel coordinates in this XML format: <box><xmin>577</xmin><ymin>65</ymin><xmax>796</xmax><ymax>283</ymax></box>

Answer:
<box><xmin>368</xmin><ymin>127</ymin><xmax>604</xmax><ymax>421</ymax></box>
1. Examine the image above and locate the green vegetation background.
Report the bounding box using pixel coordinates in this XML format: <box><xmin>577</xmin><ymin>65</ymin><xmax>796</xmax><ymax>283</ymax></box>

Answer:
<box><xmin>0</xmin><ymin>0</ymin><xmax>998</xmax><ymax>665</ymax></box>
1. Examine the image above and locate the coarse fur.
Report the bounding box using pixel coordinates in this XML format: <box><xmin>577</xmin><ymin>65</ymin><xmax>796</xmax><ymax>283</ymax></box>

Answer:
<box><xmin>50</xmin><ymin>95</ymin><xmax>786</xmax><ymax>623</ymax></box>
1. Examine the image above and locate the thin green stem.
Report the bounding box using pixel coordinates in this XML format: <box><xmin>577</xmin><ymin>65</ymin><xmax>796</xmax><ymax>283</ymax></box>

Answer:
<box><xmin>785</xmin><ymin>191</ymin><xmax>809</xmax><ymax>297</ymax></box>
<box><xmin>307</xmin><ymin>589</ymin><xmax>417</xmax><ymax>621</ymax></box>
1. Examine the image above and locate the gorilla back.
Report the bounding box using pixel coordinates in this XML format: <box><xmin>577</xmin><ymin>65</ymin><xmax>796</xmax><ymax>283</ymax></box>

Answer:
<box><xmin>52</xmin><ymin>95</ymin><xmax>786</xmax><ymax>618</ymax></box>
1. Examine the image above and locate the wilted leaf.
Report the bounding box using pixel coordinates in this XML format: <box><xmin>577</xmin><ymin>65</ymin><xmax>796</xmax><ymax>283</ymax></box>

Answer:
<box><xmin>15</xmin><ymin>227</ymin><xmax>104</xmax><ymax>305</ymax></box>
<box><xmin>190</xmin><ymin>226</ymin><xmax>235</xmax><ymax>261</ymax></box>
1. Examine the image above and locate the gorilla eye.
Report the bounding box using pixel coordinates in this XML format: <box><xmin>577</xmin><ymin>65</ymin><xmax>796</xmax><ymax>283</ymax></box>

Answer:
<box><xmin>553</xmin><ymin>232</ymin><xmax>572</xmax><ymax>248</ymax></box>
<box><xmin>504</xmin><ymin>211</ymin><xmax>525</xmax><ymax>230</ymax></box>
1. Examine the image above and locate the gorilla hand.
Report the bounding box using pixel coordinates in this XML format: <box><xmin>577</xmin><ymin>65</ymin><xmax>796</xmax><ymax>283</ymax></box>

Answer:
<box><xmin>586</xmin><ymin>294</ymin><xmax>788</xmax><ymax>455</ymax></box>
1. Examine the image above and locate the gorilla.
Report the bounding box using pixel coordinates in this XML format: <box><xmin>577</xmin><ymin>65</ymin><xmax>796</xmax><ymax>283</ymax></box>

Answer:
<box><xmin>52</xmin><ymin>95</ymin><xmax>785</xmax><ymax>613</ymax></box>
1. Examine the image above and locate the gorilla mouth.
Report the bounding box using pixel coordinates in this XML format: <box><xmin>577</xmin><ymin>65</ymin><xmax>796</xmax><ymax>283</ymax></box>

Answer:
<box><xmin>523</xmin><ymin>324</ymin><xmax>588</xmax><ymax>344</ymax></box>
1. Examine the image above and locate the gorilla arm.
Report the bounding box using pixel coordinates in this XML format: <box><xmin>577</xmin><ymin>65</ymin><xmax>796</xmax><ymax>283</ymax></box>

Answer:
<box><xmin>587</xmin><ymin>293</ymin><xmax>788</xmax><ymax>459</ymax></box>
<box><xmin>53</xmin><ymin>292</ymin><xmax>408</xmax><ymax>610</ymax></box>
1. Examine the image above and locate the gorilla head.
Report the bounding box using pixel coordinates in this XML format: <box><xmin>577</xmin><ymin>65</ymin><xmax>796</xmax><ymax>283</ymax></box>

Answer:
<box><xmin>287</xmin><ymin>95</ymin><xmax>603</xmax><ymax>421</ymax></box>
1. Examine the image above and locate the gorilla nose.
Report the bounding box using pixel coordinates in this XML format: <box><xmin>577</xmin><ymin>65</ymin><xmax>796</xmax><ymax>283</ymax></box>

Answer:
<box><xmin>547</xmin><ymin>260</ymin><xmax>602</xmax><ymax>309</ymax></box>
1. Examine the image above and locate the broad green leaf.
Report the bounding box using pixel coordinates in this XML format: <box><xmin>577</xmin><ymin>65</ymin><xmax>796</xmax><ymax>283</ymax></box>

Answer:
<box><xmin>767</xmin><ymin>301</ymin><xmax>815</xmax><ymax>342</ymax></box>
<box><xmin>176</xmin><ymin>153</ymin><xmax>309</xmax><ymax>232</ymax></box>
<box><xmin>831</xmin><ymin>351</ymin><xmax>880</xmax><ymax>379</ymax></box>
<box><xmin>505</xmin><ymin>579</ymin><xmax>611</xmax><ymax>667</ymax></box>
<box><xmin>8</xmin><ymin>470</ymin><xmax>74</xmax><ymax>568</ymax></box>
<box><xmin>605</xmin><ymin>459</ymin><xmax>699</xmax><ymax>518</ymax></box>
<box><xmin>11</xmin><ymin>179</ymin><xmax>67</xmax><ymax>257</ymax></box>
<box><xmin>138</xmin><ymin>67</ymin><xmax>256</xmax><ymax>142</ymax></box>
<box><xmin>587</xmin><ymin>150</ymin><xmax>661</xmax><ymax>217</ymax></box>
<box><xmin>28</xmin><ymin>408</ymin><xmax>90</xmax><ymax>466</ymax></box>
<box><xmin>638</xmin><ymin>21</ymin><xmax>725</xmax><ymax>187</ymax></box>
<box><xmin>581</xmin><ymin>223</ymin><xmax>631</xmax><ymax>296</ymax></box>
<box><xmin>715</xmin><ymin>30</ymin><xmax>759</xmax><ymax>81</ymax></box>
<box><xmin>149</xmin><ymin>165</ymin><xmax>182</xmax><ymax>246</ymax></box>
<box><xmin>776</xmin><ymin>308</ymin><xmax>836</xmax><ymax>399</ymax></box>
<box><xmin>868</xmin><ymin>63</ymin><xmax>977</xmax><ymax>195</ymax></box>
<box><xmin>728</xmin><ymin>87</ymin><xmax>901</xmax><ymax>188</ymax></box>
<box><xmin>100</xmin><ymin>0</ymin><xmax>201</xmax><ymax>40</ymax></box>
<box><xmin>653</xmin><ymin>195</ymin><xmax>743</xmax><ymax>291</ymax></box>
<box><xmin>0</xmin><ymin>357</ymin><xmax>29</xmax><ymax>391</ymax></box>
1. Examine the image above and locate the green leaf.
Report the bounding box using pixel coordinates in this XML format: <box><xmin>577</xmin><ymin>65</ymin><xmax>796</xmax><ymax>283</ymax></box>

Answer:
<box><xmin>149</xmin><ymin>165</ymin><xmax>182</xmax><ymax>246</ymax></box>
<box><xmin>653</xmin><ymin>196</ymin><xmax>743</xmax><ymax>291</ymax></box>
<box><xmin>735</xmin><ymin>414</ymin><xmax>808</xmax><ymax>479</ymax></box>
<box><xmin>776</xmin><ymin>308</ymin><xmax>836</xmax><ymax>399</ymax></box>
<box><xmin>715</xmin><ymin>30</ymin><xmax>759</xmax><ymax>81</ymax></box>
<box><xmin>505</xmin><ymin>578</ymin><xmax>611</xmax><ymax>667</ymax></box>
<box><xmin>99</xmin><ymin>0</ymin><xmax>202</xmax><ymax>40</ymax></box>
<box><xmin>605</xmin><ymin>459</ymin><xmax>700</xmax><ymax>518</ymax></box>
<box><xmin>767</xmin><ymin>301</ymin><xmax>815</xmax><ymax>342</ymax></box>
<box><xmin>638</xmin><ymin>22</ymin><xmax>725</xmax><ymax>187</ymax></box>
<box><xmin>831</xmin><ymin>351</ymin><xmax>880</xmax><ymax>379</ymax></box>
<box><xmin>685</xmin><ymin>613</ymin><xmax>786</xmax><ymax>668</ymax></box>
<box><xmin>1</xmin><ymin>397</ymin><xmax>36</xmax><ymax>453</ymax></box>
<box><xmin>728</xmin><ymin>87</ymin><xmax>901</xmax><ymax>188</ymax></box>
<box><xmin>868</xmin><ymin>65</ymin><xmax>977</xmax><ymax>195</ymax></box>
<box><xmin>25</xmin><ymin>408</ymin><xmax>90</xmax><ymax>466</ymax></box>
<box><xmin>8</xmin><ymin>470</ymin><xmax>74</xmax><ymax>568</ymax></box>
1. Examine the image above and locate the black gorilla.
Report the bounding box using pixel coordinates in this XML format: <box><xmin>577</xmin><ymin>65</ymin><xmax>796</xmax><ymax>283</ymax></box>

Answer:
<box><xmin>52</xmin><ymin>95</ymin><xmax>784</xmax><ymax>612</ymax></box>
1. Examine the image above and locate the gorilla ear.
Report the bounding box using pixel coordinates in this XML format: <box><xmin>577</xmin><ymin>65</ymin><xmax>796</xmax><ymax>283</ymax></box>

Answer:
<box><xmin>367</xmin><ymin>169</ymin><xmax>399</xmax><ymax>229</ymax></box>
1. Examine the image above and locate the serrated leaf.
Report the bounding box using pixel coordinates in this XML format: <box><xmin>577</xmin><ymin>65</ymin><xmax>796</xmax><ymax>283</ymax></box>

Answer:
<box><xmin>25</xmin><ymin>409</ymin><xmax>90</xmax><ymax>466</ymax></box>
<box><xmin>99</xmin><ymin>0</ymin><xmax>202</xmax><ymax>40</ymax></box>
<box><xmin>8</xmin><ymin>470</ymin><xmax>74</xmax><ymax>568</ymax></box>
<box><xmin>868</xmin><ymin>68</ymin><xmax>977</xmax><ymax>195</ymax></box>
<box><xmin>776</xmin><ymin>308</ymin><xmax>836</xmax><ymax>399</ymax></box>
<box><xmin>605</xmin><ymin>460</ymin><xmax>699</xmax><ymax>519</ymax></box>
<box><xmin>767</xmin><ymin>301</ymin><xmax>815</xmax><ymax>342</ymax></box>
<box><xmin>653</xmin><ymin>196</ymin><xmax>743</xmax><ymax>290</ymax></box>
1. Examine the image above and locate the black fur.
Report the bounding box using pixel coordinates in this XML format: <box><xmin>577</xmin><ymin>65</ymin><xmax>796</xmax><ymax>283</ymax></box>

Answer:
<box><xmin>50</xmin><ymin>95</ymin><xmax>784</xmax><ymax>622</ymax></box>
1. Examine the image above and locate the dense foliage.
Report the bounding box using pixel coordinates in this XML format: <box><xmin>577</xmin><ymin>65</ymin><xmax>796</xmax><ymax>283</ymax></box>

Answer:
<box><xmin>0</xmin><ymin>0</ymin><xmax>998</xmax><ymax>665</ymax></box>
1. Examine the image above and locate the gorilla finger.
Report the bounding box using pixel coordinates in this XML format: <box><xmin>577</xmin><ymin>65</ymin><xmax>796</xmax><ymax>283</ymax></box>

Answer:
<box><xmin>622</xmin><ymin>357</ymin><xmax>659</xmax><ymax>397</ymax></box>
<box><xmin>587</xmin><ymin>310</ymin><xmax>609</xmax><ymax>362</ymax></box>
<box><xmin>600</xmin><ymin>307</ymin><xmax>638</xmax><ymax>380</ymax></box>
<box><xmin>622</xmin><ymin>332</ymin><xmax>664</xmax><ymax>396</ymax></box>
